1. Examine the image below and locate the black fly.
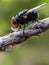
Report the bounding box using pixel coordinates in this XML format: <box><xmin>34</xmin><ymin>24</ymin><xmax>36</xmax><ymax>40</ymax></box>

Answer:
<box><xmin>11</xmin><ymin>3</ymin><xmax>46</xmax><ymax>32</ymax></box>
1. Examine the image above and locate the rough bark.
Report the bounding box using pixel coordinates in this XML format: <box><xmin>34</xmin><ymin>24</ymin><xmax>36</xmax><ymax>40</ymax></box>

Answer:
<box><xmin>0</xmin><ymin>17</ymin><xmax>49</xmax><ymax>51</ymax></box>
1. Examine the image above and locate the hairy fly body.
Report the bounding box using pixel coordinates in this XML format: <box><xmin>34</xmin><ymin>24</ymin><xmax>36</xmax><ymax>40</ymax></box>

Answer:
<box><xmin>11</xmin><ymin>3</ymin><xmax>46</xmax><ymax>31</ymax></box>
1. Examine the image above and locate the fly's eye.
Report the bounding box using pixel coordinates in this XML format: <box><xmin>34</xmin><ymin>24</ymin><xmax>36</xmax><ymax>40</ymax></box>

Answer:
<box><xmin>11</xmin><ymin>16</ymin><xmax>17</xmax><ymax>25</ymax></box>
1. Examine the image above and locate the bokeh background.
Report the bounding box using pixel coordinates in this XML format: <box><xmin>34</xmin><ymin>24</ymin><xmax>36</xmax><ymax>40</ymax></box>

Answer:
<box><xmin>0</xmin><ymin>0</ymin><xmax>49</xmax><ymax>65</ymax></box>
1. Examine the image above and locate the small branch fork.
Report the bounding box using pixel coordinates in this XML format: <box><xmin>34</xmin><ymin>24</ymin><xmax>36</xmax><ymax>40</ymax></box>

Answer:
<box><xmin>0</xmin><ymin>17</ymin><xmax>49</xmax><ymax>51</ymax></box>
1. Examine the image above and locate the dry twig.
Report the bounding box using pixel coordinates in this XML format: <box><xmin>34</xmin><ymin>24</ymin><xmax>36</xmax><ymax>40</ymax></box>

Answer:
<box><xmin>0</xmin><ymin>17</ymin><xmax>49</xmax><ymax>51</ymax></box>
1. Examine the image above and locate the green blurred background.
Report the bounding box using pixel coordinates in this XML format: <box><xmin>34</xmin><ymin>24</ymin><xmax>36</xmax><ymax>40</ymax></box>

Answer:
<box><xmin>0</xmin><ymin>0</ymin><xmax>49</xmax><ymax>65</ymax></box>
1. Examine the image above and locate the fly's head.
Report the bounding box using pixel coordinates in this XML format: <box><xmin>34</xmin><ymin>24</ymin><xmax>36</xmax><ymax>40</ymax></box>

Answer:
<box><xmin>11</xmin><ymin>16</ymin><xmax>18</xmax><ymax>28</ymax></box>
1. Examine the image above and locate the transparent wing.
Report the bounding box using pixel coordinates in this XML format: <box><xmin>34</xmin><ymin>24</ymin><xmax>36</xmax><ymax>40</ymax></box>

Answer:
<box><xmin>27</xmin><ymin>3</ymin><xmax>46</xmax><ymax>13</ymax></box>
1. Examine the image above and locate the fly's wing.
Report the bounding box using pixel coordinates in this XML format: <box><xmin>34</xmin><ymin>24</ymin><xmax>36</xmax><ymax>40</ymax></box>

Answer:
<box><xmin>22</xmin><ymin>3</ymin><xmax>46</xmax><ymax>19</ymax></box>
<box><xmin>15</xmin><ymin>3</ymin><xmax>46</xmax><ymax>19</ymax></box>
<box><xmin>27</xmin><ymin>3</ymin><xmax>46</xmax><ymax>13</ymax></box>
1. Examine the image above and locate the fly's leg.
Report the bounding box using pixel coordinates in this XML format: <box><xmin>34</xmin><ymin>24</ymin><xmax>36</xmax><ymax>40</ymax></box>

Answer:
<box><xmin>23</xmin><ymin>24</ymin><xmax>25</xmax><ymax>34</ymax></box>
<box><xmin>18</xmin><ymin>25</ymin><xmax>21</xmax><ymax>30</ymax></box>
<box><xmin>11</xmin><ymin>25</ymin><xmax>21</xmax><ymax>32</ymax></box>
<box><xmin>11</xmin><ymin>26</ymin><xmax>18</xmax><ymax>31</ymax></box>
<box><xmin>32</xmin><ymin>19</ymin><xmax>39</xmax><ymax>23</ymax></box>
<box><xmin>35</xmin><ymin>19</ymin><xmax>39</xmax><ymax>22</ymax></box>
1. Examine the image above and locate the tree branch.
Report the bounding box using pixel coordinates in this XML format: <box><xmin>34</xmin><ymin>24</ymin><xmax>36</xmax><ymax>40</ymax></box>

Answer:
<box><xmin>0</xmin><ymin>17</ymin><xmax>49</xmax><ymax>51</ymax></box>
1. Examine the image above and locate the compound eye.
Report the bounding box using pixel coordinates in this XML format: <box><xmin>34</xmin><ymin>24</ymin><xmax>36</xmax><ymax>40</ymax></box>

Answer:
<box><xmin>11</xmin><ymin>16</ymin><xmax>17</xmax><ymax>25</ymax></box>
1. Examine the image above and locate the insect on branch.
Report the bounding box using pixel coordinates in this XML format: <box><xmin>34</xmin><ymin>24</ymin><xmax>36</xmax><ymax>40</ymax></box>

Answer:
<box><xmin>0</xmin><ymin>17</ymin><xmax>49</xmax><ymax>51</ymax></box>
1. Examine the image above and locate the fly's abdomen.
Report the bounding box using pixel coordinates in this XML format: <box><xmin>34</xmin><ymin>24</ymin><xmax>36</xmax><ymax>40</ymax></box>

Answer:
<box><xmin>28</xmin><ymin>11</ymin><xmax>38</xmax><ymax>21</ymax></box>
